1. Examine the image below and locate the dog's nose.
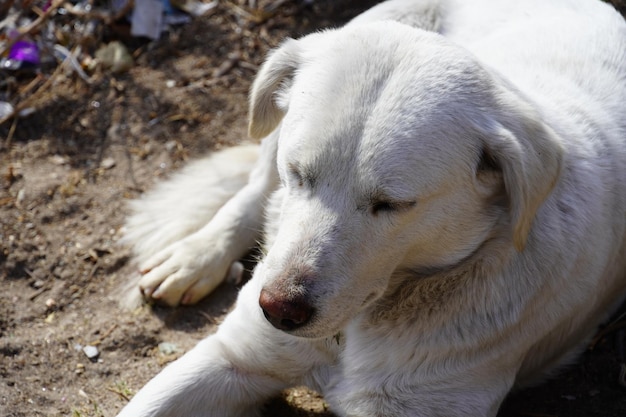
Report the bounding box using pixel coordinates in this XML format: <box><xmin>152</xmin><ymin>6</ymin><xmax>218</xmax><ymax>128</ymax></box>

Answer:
<box><xmin>259</xmin><ymin>288</ymin><xmax>314</xmax><ymax>331</ymax></box>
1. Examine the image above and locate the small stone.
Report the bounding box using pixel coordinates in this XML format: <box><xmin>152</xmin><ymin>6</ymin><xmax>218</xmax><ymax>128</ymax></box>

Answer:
<box><xmin>75</xmin><ymin>363</ymin><xmax>85</xmax><ymax>374</ymax></box>
<box><xmin>95</xmin><ymin>41</ymin><xmax>133</xmax><ymax>73</ymax></box>
<box><xmin>82</xmin><ymin>345</ymin><xmax>99</xmax><ymax>360</ymax></box>
<box><xmin>50</xmin><ymin>155</ymin><xmax>68</xmax><ymax>165</ymax></box>
<box><xmin>15</xmin><ymin>189</ymin><xmax>25</xmax><ymax>208</ymax></box>
<box><xmin>19</xmin><ymin>108</ymin><xmax>36</xmax><ymax>117</ymax></box>
<box><xmin>0</xmin><ymin>101</ymin><xmax>14</xmax><ymax>119</ymax></box>
<box><xmin>158</xmin><ymin>342</ymin><xmax>179</xmax><ymax>355</ymax></box>
<box><xmin>165</xmin><ymin>140</ymin><xmax>178</xmax><ymax>152</ymax></box>
<box><xmin>79</xmin><ymin>117</ymin><xmax>91</xmax><ymax>128</ymax></box>
<box><xmin>100</xmin><ymin>157</ymin><xmax>116</xmax><ymax>170</ymax></box>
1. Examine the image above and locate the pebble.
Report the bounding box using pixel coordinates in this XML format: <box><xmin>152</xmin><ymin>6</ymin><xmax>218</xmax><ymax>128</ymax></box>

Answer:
<box><xmin>158</xmin><ymin>342</ymin><xmax>179</xmax><ymax>355</ymax></box>
<box><xmin>49</xmin><ymin>155</ymin><xmax>69</xmax><ymax>165</ymax></box>
<box><xmin>82</xmin><ymin>345</ymin><xmax>99</xmax><ymax>360</ymax></box>
<box><xmin>95</xmin><ymin>41</ymin><xmax>133</xmax><ymax>73</ymax></box>
<box><xmin>0</xmin><ymin>101</ymin><xmax>14</xmax><ymax>119</ymax></box>
<box><xmin>100</xmin><ymin>157</ymin><xmax>116</xmax><ymax>170</ymax></box>
<box><xmin>15</xmin><ymin>189</ymin><xmax>25</xmax><ymax>208</ymax></box>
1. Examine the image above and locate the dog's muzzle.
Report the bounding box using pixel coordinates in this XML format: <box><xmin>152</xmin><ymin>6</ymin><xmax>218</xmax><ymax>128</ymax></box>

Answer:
<box><xmin>259</xmin><ymin>288</ymin><xmax>315</xmax><ymax>331</ymax></box>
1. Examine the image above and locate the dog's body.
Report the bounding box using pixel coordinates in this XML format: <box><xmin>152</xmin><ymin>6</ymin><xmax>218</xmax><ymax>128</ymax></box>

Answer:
<box><xmin>117</xmin><ymin>0</ymin><xmax>626</xmax><ymax>416</ymax></box>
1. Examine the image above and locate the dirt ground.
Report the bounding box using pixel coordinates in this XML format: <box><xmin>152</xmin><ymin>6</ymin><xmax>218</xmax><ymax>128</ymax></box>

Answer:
<box><xmin>1</xmin><ymin>1</ymin><xmax>626</xmax><ymax>416</ymax></box>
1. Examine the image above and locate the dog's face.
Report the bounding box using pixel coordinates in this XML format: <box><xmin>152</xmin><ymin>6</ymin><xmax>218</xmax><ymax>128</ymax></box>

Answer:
<box><xmin>250</xmin><ymin>22</ymin><xmax>562</xmax><ymax>338</ymax></box>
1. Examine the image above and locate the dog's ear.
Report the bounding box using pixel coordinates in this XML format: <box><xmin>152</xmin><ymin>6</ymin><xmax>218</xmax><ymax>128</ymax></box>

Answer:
<box><xmin>478</xmin><ymin>110</ymin><xmax>563</xmax><ymax>252</ymax></box>
<box><xmin>248</xmin><ymin>39</ymin><xmax>301</xmax><ymax>139</ymax></box>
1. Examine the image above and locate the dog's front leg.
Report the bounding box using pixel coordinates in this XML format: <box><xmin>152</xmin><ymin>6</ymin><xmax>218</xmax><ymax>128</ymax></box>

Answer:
<box><xmin>138</xmin><ymin>133</ymin><xmax>280</xmax><ymax>306</ymax></box>
<box><xmin>117</xmin><ymin>273</ymin><xmax>338</xmax><ymax>417</ymax></box>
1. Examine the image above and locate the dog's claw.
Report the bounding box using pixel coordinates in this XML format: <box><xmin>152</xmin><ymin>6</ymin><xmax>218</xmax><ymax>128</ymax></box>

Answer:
<box><xmin>226</xmin><ymin>261</ymin><xmax>244</xmax><ymax>286</ymax></box>
<box><xmin>140</xmin><ymin>286</ymin><xmax>154</xmax><ymax>297</ymax></box>
<box><xmin>181</xmin><ymin>292</ymin><xmax>193</xmax><ymax>305</ymax></box>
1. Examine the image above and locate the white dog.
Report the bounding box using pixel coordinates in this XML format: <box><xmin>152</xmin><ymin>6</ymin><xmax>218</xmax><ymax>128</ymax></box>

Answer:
<box><xmin>117</xmin><ymin>0</ymin><xmax>626</xmax><ymax>415</ymax></box>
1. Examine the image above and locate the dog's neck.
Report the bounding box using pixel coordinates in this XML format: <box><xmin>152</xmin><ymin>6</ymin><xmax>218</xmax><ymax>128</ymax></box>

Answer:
<box><xmin>367</xmin><ymin>231</ymin><xmax>514</xmax><ymax>327</ymax></box>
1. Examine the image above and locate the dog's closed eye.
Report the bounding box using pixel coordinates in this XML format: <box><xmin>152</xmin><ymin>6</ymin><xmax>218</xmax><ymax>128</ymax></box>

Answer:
<box><xmin>370</xmin><ymin>200</ymin><xmax>416</xmax><ymax>216</ymax></box>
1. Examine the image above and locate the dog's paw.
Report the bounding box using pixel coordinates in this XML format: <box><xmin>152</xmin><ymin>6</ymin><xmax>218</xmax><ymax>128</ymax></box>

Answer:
<box><xmin>137</xmin><ymin>236</ymin><xmax>234</xmax><ymax>306</ymax></box>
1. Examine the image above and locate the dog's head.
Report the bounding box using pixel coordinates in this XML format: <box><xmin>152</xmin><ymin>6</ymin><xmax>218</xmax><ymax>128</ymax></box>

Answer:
<box><xmin>250</xmin><ymin>22</ymin><xmax>563</xmax><ymax>338</ymax></box>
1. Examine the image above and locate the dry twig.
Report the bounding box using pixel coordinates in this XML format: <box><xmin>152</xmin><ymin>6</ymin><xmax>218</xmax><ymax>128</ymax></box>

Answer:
<box><xmin>106</xmin><ymin>385</ymin><xmax>131</xmax><ymax>402</ymax></box>
<box><xmin>1</xmin><ymin>54</ymin><xmax>66</xmax><ymax>130</ymax></box>
<box><xmin>89</xmin><ymin>324</ymin><xmax>119</xmax><ymax>346</ymax></box>
<box><xmin>62</xmin><ymin>0</ymin><xmax>135</xmax><ymax>24</ymax></box>
<box><xmin>212</xmin><ymin>51</ymin><xmax>241</xmax><ymax>77</ymax></box>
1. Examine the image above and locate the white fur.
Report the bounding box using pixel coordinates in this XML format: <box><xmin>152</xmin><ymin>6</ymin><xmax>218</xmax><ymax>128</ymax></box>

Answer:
<box><xmin>118</xmin><ymin>0</ymin><xmax>626</xmax><ymax>416</ymax></box>
<box><xmin>121</xmin><ymin>143</ymin><xmax>275</xmax><ymax>306</ymax></box>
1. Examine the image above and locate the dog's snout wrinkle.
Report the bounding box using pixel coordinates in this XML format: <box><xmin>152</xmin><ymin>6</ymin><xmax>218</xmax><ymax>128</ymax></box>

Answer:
<box><xmin>259</xmin><ymin>288</ymin><xmax>315</xmax><ymax>332</ymax></box>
